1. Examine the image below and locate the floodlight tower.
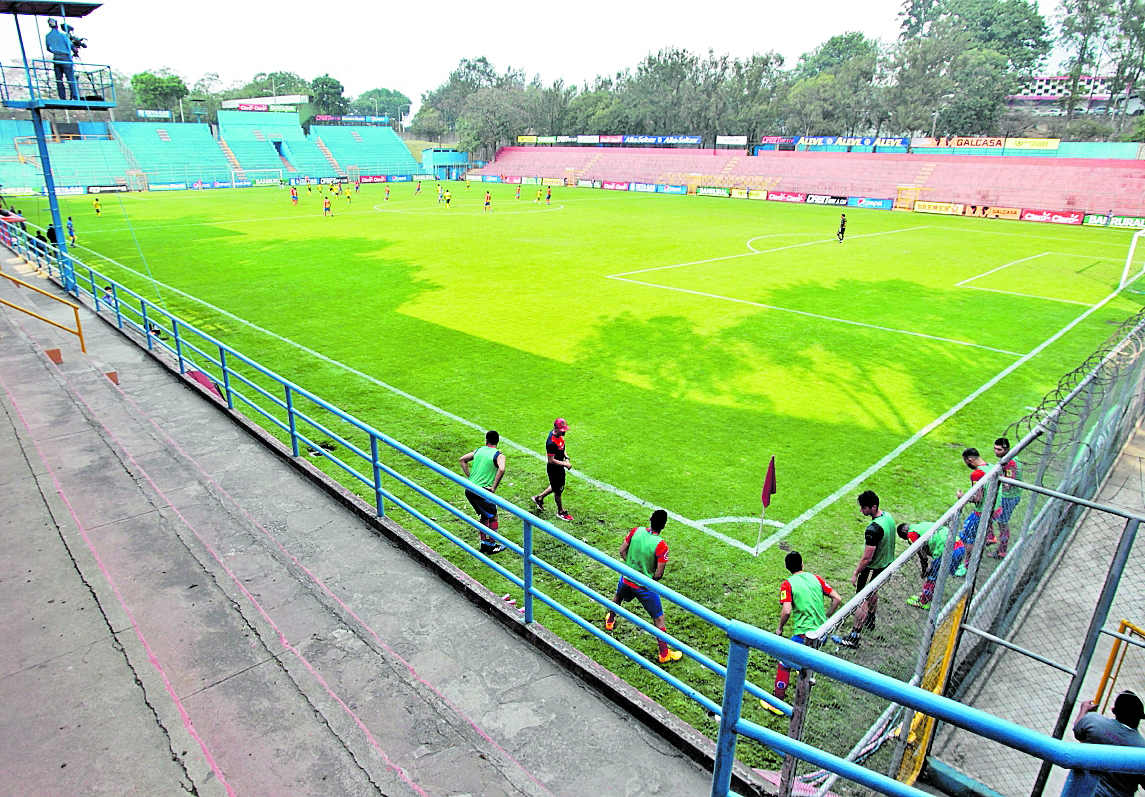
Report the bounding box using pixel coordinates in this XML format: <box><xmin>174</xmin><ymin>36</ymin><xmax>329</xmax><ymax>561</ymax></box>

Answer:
<box><xmin>0</xmin><ymin>1</ymin><xmax>116</xmax><ymax>290</ymax></box>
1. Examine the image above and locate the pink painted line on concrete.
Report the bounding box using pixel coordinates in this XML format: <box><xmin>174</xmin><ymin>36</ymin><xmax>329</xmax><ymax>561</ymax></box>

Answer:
<box><xmin>43</xmin><ymin>359</ymin><xmax>429</xmax><ymax>797</ymax></box>
<box><xmin>0</xmin><ymin>366</ymin><xmax>237</xmax><ymax>797</ymax></box>
<box><xmin>101</xmin><ymin>360</ymin><xmax>558</xmax><ymax>796</ymax></box>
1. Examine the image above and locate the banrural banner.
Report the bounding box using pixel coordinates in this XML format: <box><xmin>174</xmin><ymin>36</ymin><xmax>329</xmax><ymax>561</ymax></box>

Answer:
<box><xmin>697</xmin><ymin>186</ymin><xmax>731</xmax><ymax>197</ymax></box>
<box><xmin>521</xmin><ymin>176</ymin><xmax>541</xmax><ymax>185</ymax></box>
<box><xmin>1084</xmin><ymin>214</ymin><xmax>1145</xmax><ymax>228</ymax></box>
<box><xmin>848</xmin><ymin>197</ymin><xmax>894</xmax><ymax>209</ymax></box>
<box><xmin>807</xmin><ymin>194</ymin><xmax>848</xmax><ymax>205</ymax></box>
<box><xmin>914</xmin><ymin>200</ymin><xmax>965</xmax><ymax>215</ymax></box>
<box><xmin>767</xmin><ymin>190</ymin><xmax>806</xmax><ymax>203</ymax></box>
<box><xmin>963</xmin><ymin>205</ymin><xmax>1021</xmax><ymax>220</ymax></box>
<box><xmin>576</xmin><ymin>179</ymin><xmax>598</xmax><ymax>188</ymax></box>
<box><xmin>1021</xmin><ymin>208</ymin><xmax>1083</xmax><ymax>224</ymax></box>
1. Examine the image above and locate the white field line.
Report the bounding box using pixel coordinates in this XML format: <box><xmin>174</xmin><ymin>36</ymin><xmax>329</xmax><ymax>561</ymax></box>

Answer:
<box><xmin>955</xmin><ymin>253</ymin><xmax>1048</xmax><ymax>286</ymax></box>
<box><xmin>925</xmin><ymin>225</ymin><xmax>1133</xmax><ymax>250</ymax></box>
<box><xmin>956</xmin><ymin>251</ymin><xmax>1122</xmax><ymax>305</ymax></box>
<box><xmin>698</xmin><ymin>516</ymin><xmax>785</xmax><ymax>527</ymax></box>
<box><xmin>609</xmin><ymin>226</ymin><xmax>932</xmax><ymax>277</ymax></box>
<box><xmin>964</xmin><ymin>286</ymin><xmax>1091</xmax><ymax>306</ymax></box>
<box><xmin>370</xmin><ymin>203</ymin><xmax>565</xmax><ymax>215</ymax></box>
<box><xmin>83</xmin><ymin>252</ymin><xmax>756</xmax><ymax>553</ymax></box>
<box><xmin>607</xmin><ymin>277</ymin><xmax>1023</xmax><ymax>356</ymax></box>
<box><xmin>754</xmin><ymin>275</ymin><xmax>1139</xmax><ymax>554</ymax></box>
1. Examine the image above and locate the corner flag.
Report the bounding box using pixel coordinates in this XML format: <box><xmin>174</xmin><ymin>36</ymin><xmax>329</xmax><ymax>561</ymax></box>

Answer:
<box><xmin>761</xmin><ymin>456</ymin><xmax>777</xmax><ymax>508</ymax></box>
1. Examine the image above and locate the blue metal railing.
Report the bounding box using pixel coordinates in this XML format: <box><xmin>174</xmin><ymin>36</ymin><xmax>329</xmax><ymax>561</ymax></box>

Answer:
<box><xmin>6</xmin><ymin>220</ymin><xmax>1142</xmax><ymax>797</ymax></box>
<box><xmin>712</xmin><ymin>622</ymin><xmax>1145</xmax><ymax>797</ymax></box>
<box><xmin>0</xmin><ymin>59</ymin><xmax>115</xmax><ymax>107</ymax></box>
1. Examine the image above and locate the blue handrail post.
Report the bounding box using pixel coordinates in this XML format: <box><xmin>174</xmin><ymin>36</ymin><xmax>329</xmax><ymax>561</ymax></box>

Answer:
<box><xmin>87</xmin><ymin>262</ymin><xmax>97</xmax><ymax>302</ymax></box>
<box><xmin>111</xmin><ymin>284</ymin><xmax>122</xmax><ymax>329</ymax></box>
<box><xmin>173</xmin><ymin>319</ymin><xmax>185</xmax><ymax>373</ymax></box>
<box><xmin>219</xmin><ymin>347</ymin><xmax>234</xmax><ymax>409</ymax></box>
<box><xmin>285</xmin><ymin>385</ymin><xmax>300</xmax><ymax>457</ymax></box>
<box><xmin>711</xmin><ymin>638</ymin><xmax>750</xmax><ymax>797</ymax></box>
<box><xmin>370</xmin><ymin>435</ymin><xmax>385</xmax><ymax>516</ymax></box>
<box><xmin>523</xmin><ymin>520</ymin><xmax>534</xmax><ymax>624</ymax></box>
<box><xmin>141</xmin><ymin>302</ymin><xmax>153</xmax><ymax>350</ymax></box>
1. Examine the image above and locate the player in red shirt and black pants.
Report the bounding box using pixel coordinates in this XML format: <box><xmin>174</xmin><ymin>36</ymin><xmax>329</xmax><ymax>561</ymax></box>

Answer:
<box><xmin>532</xmin><ymin>418</ymin><xmax>572</xmax><ymax>520</ymax></box>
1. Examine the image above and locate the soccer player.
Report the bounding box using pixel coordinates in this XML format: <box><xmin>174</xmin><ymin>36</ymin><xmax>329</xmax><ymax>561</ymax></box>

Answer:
<box><xmin>546</xmin><ymin>186</ymin><xmax>552</xmax><ymax>205</ymax></box>
<box><xmin>92</xmin><ymin>198</ymin><xmax>101</xmax><ymax>217</ymax></box>
<box><xmin>837</xmin><ymin>213</ymin><xmax>846</xmax><ymax>243</ymax></box>
<box><xmin>384</xmin><ymin>185</ymin><xmax>390</xmax><ymax>202</ymax></box>
<box><xmin>603</xmin><ymin>509</ymin><xmax>683</xmax><ymax>664</ymax></box>
<box><xmin>443</xmin><ymin>189</ymin><xmax>452</xmax><ymax>209</ymax></box>
<box><xmin>991</xmin><ymin>437</ymin><xmax>1021</xmax><ymax>559</ymax></box>
<box><xmin>459</xmin><ymin>430</ymin><xmax>507</xmax><ymax>556</ymax></box>
<box><xmin>833</xmin><ymin>490</ymin><xmax>895</xmax><ymax>648</ymax></box>
<box><xmin>355</xmin><ymin>180</ymin><xmax>360</xmax><ymax>193</ymax></box>
<box><xmin>66</xmin><ymin>216</ymin><xmax>75</xmax><ymax>245</ymax></box>
<box><xmin>437</xmin><ymin>183</ymin><xmax>443</xmax><ymax>204</ymax></box>
<box><xmin>515</xmin><ymin>185</ymin><xmax>521</xmax><ymax>201</ymax></box>
<box><xmin>532</xmin><ymin>418</ymin><xmax>572</xmax><ymax>520</ymax></box>
<box><xmin>956</xmin><ymin>447</ymin><xmax>996</xmax><ymax>575</ymax></box>
<box><xmin>465</xmin><ymin>178</ymin><xmax>471</xmax><ymax>191</ymax></box>
<box><xmin>483</xmin><ymin>190</ymin><xmax>492</xmax><ymax>213</ymax></box>
<box><xmin>534</xmin><ymin>188</ymin><xmax>542</xmax><ymax>204</ymax></box>
<box><xmin>415</xmin><ymin>181</ymin><xmax>421</xmax><ymax>195</ymax></box>
<box><xmin>323</xmin><ymin>196</ymin><xmax>333</xmax><ymax>216</ymax></box>
<box><xmin>766</xmin><ymin>551</ymin><xmax>842</xmax><ymax>712</ymax></box>
<box><xmin>290</xmin><ymin>186</ymin><xmax>298</xmax><ymax>205</ymax></box>
<box><xmin>898</xmin><ymin>521</ymin><xmax>963</xmax><ymax>610</ymax></box>
<box><xmin>345</xmin><ymin>189</ymin><xmax>352</xmax><ymax>204</ymax></box>
<box><xmin>307</xmin><ymin>182</ymin><xmax>312</xmax><ymax>195</ymax></box>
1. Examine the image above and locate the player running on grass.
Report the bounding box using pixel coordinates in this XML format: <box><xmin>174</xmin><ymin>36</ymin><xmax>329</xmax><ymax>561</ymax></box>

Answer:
<box><xmin>532</xmin><ymin>418</ymin><xmax>572</xmax><ymax>520</ymax></box>
<box><xmin>515</xmin><ymin>185</ymin><xmax>521</xmax><ymax>201</ymax></box>
<box><xmin>384</xmin><ymin>185</ymin><xmax>390</xmax><ymax>201</ymax></box>
<box><xmin>484</xmin><ymin>190</ymin><xmax>492</xmax><ymax>213</ymax></box>
<box><xmin>92</xmin><ymin>198</ymin><xmax>101</xmax><ymax>217</ymax></box>
<box><xmin>603</xmin><ymin>509</ymin><xmax>683</xmax><ymax>664</ymax></box>
<box><xmin>459</xmin><ymin>430</ymin><xmax>507</xmax><ymax>556</ymax></box>
<box><xmin>290</xmin><ymin>186</ymin><xmax>298</xmax><ymax>205</ymax></box>
<box><xmin>323</xmin><ymin>196</ymin><xmax>333</xmax><ymax>216</ymax></box>
<box><xmin>764</xmin><ymin>551</ymin><xmax>842</xmax><ymax>713</ymax></box>
<box><xmin>415</xmin><ymin>181</ymin><xmax>421</xmax><ymax>195</ymax></box>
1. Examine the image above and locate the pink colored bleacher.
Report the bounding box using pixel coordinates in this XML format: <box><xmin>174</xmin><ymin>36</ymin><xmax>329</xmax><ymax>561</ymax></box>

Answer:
<box><xmin>475</xmin><ymin>147</ymin><xmax>1145</xmax><ymax>216</ymax></box>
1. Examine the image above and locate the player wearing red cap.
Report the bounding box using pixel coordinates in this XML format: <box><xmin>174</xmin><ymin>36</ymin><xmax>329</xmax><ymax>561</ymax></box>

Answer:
<box><xmin>532</xmin><ymin>418</ymin><xmax>572</xmax><ymax>520</ymax></box>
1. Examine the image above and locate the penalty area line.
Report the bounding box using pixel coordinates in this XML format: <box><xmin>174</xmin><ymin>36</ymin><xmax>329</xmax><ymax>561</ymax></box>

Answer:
<box><xmin>755</xmin><ymin>276</ymin><xmax>1139</xmax><ymax>554</ymax></box>
<box><xmin>84</xmin><ymin>253</ymin><xmax>756</xmax><ymax>554</ymax></box>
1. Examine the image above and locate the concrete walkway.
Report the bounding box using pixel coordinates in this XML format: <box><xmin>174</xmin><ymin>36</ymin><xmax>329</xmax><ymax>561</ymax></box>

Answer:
<box><xmin>0</xmin><ymin>256</ymin><xmax>711</xmax><ymax>796</ymax></box>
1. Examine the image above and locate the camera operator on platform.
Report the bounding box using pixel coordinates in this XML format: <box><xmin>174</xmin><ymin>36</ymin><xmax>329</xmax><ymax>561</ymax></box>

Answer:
<box><xmin>44</xmin><ymin>18</ymin><xmax>79</xmax><ymax>100</ymax></box>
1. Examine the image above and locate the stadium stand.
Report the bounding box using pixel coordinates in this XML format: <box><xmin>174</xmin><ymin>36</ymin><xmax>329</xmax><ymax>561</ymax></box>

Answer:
<box><xmin>217</xmin><ymin>110</ymin><xmax>336</xmax><ymax>178</ymax></box>
<box><xmin>309</xmin><ymin>125</ymin><xmax>420</xmax><ymax>176</ymax></box>
<box><xmin>0</xmin><ymin>119</ymin><xmax>39</xmax><ymax>190</ymax></box>
<box><xmin>109</xmin><ymin>122</ymin><xmax>233</xmax><ymax>185</ymax></box>
<box><xmin>477</xmin><ymin>146</ymin><xmax>1145</xmax><ymax>216</ymax></box>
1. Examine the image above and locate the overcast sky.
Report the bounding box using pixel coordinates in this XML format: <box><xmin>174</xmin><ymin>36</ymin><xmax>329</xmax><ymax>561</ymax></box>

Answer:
<box><xmin>4</xmin><ymin>0</ymin><xmax>1063</xmax><ymax>110</ymax></box>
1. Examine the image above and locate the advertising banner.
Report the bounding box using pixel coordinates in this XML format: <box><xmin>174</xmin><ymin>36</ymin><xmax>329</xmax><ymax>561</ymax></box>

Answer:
<box><xmin>963</xmin><ymin>205</ymin><xmax>1021</xmax><ymax>220</ymax></box>
<box><xmin>807</xmin><ymin>194</ymin><xmax>848</xmax><ymax>205</ymax></box>
<box><xmin>541</xmin><ymin>177</ymin><xmax>565</xmax><ymax>186</ymax></box>
<box><xmin>599</xmin><ymin>135</ymin><xmax>624</xmax><ymax>144</ymax></box>
<box><xmin>602</xmin><ymin>181</ymin><xmax>630</xmax><ymax>191</ymax></box>
<box><xmin>268</xmin><ymin>105</ymin><xmax>295</xmax><ymax>113</ymax></box>
<box><xmin>517</xmin><ymin>135</ymin><xmax>537</xmax><ymax>144</ymax></box>
<box><xmin>319</xmin><ymin>177</ymin><xmax>340</xmax><ymax>184</ymax></box>
<box><xmin>633</xmin><ymin>182</ymin><xmax>657</xmax><ymax>192</ymax></box>
<box><xmin>577</xmin><ymin>179</ymin><xmax>596</xmax><ymax>188</ymax></box>
<box><xmin>500</xmin><ymin>175</ymin><xmax>521</xmax><ymax>184</ymax></box>
<box><xmin>796</xmin><ymin>136</ymin><xmax>910</xmax><ymax>148</ymax></box>
<box><xmin>847</xmin><ymin>196</ymin><xmax>894</xmax><ymax>210</ymax></box>
<box><xmin>360</xmin><ymin>175</ymin><xmax>387</xmax><ymax>183</ymax></box>
<box><xmin>212</xmin><ymin>181</ymin><xmax>233</xmax><ymax>189</ymax></box>
<box><xmin>577</xmin><ymin>135</ymin><xmax>600</xmax><ymax>144</ymax></box>
<box><xmin>342</xmin><ymin>116</ymin><xmax>365</xmax><ymax>123</ymax></box>
<box><xmin>87</xmin><ymin>185</ymin><xmax>129</xmax><ymax>194</ymax></box>
<box><xmin>659</xmin><ymin>184</ymin><xmax>688</xmax><ymax>194</ymax></box>
<box><xmin>1021</xmin><ymin>208</ymin><xmax>1083</xmax><ymax>225</ymax></box>
<box><xmin>1005</xmin><ymin>138</ymin><xmax>1060</xmax><ymax>150</ymax></box>
<box><xmin>624</xmin><ymin>135</ymin><xmax>660</xmax><ymax>144</ymax></box>
<box><xmin>43</xmin><ymin>186</ymin><xmax>85</xmax><ymax>196</ymax></box>
<box><xmin>556</xmin><ymin>135</ymin><xmax>576</xmax><ymax>143</ymax></box>
<box><xmin>914</xmin><ymin>200</ymin><xmax>965</xmax><ymax>215</ymax></box>
<box><xmin>252</xmin><ymin>178</ymin><xmax>280</xmax><ymax>186</ymax></box>
<box><xmin>136</xmin><ymin>109</ymin><xmax>172</xmax><ymax>119</ymax></box>
<box><xmin>537</xmin><ymin>136</ymin><xmax>557</xmax><ymax>144</ymax></box>
<box><xmin>748</xmin><ymin>189</ymin><xmax>768</xmax><ymax>200</ymax></box>
<box><xmin>5</xmin><ymin>187</ymin><xmax>35</xmax><ymax>195</ymax></box>
<box><xmin>731</xmin><ymin>188</ymin><xmax>749</xmax><ymax>199</ymax></box>
<box><xmin>233</xmin><ymin>180</ymin><xmax>253</xmax><ymax>188</ymax></box>
<box><xmin>1084</xmin><ymin>214</ymin><xmax>1145</xmax><ymax>229</ymax></box>
<box><xmin>149</xmin><ymin>182</ymin><xmax>187</xmax><ymax>191</ymax></box>
<box><xmin>697</xmin><ymin>186</ymin><xmax>731</xmax><ymax>197</ymax></box>
<box><xmin>238</xmin><ymin>103</ymin><xmax>268</xmax><ymax>111</ymax></box>
<box><xmin>716</xmin><ymin>135</ymin><xmax>749</xmax><ymax>146</ymax></box>
<box><xmin>521</xmin><ymin>176</ymin><xmax>541</xmax><ymax>185</ymax></box>
<box><xmin>388</xmin><ymin>175</ymin><xmax>412</xmax><ymax>182</ymax></box>
<box><xmin>662</xmin><ymin>135</ymin><xmax>702</xmax><ymax>145</ymax></box>
<box><xmin>921</xmin><ymin>136</ymin><xmax>1006</xmax><ymax>148</ymax></box>
<box><xmin>760</xmin><ymin>136</ymin><xmax>796</xmax><ymax>145</ymax></box>
<box><xmin>315</xmin><ymin>115</ymin><xmax>338</xmax><ymax>121</ymax></box>
<box><xmin>767</xmin><ymin>190</ymin><xmax>807</xmax><ymax>203</ymax></box>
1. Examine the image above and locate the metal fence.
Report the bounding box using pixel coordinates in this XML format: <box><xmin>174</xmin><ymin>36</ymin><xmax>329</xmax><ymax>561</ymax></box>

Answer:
<box><xmin>5</xmin><ymin>221</ymin><xmax>1145</xmax><ymax>797</ymax></box>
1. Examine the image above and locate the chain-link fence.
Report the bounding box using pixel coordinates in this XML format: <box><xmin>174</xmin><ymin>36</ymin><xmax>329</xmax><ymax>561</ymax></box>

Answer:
<box><xmin>758</xmin><ymin>307</ymin><xmax>1145</xmax><ymax>797</ymax></box>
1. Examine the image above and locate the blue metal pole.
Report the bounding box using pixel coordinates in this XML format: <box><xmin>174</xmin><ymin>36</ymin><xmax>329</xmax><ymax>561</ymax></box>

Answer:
<box><xmin>141</xmin><ymin>302</ymin><xmax>152</xmax><ymax>350</ymax></box>
<box><xmin>219</xmin><ymin>348</ymin><xmax>233</xmax><ymax>408</ymax></box>
<box><xmin>371</xmin><ymin>435</ymin><xmax>384</xmax><ymax>516</ymax></box>
<box><xmin>285</xmin><ymin>386</ymin><xmax>299</xmax><ymax>457</ymax></box>
<box><xmin>711</xmin><ymin>639</ymin><xmax>749</xmax><ymax>797</ymax></box>
<box><xmin>172</xmin><ymin>318</ymin><xmax>184</xmax><ymax>373</ymax></box>
<box><xmin>523</xmin><ymin>519</ymin><xmax>534</xmax><ymax>624</ymax></box>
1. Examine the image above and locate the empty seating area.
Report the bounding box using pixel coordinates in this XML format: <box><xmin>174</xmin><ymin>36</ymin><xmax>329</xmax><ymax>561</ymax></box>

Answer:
<box><xmin>478</xmin><ymin>147</ymin><xmax>1145</xmax><ymax>216</ymax></box>
<box><xmin>110</xmin><ymin>121</ymin><xmax>232</xmax><ymax>184</ymax></box>
<box><xmin>312</xmin><ymin>126</ymin><xmax>419</xmax><ymax>175</ymax></box>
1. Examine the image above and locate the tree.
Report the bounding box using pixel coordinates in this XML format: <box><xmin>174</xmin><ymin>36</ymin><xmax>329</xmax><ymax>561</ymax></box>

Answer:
<box><xmin>524</xmin><ymin>77</ymin><xmax>578</xmax><ymax>135</ymax></box>
<box><xmin>944</xmin><ymin>0</ymin><xmax>1051</xmax><ymax>72</ymax></box>
<box><xmin>410</xmin><ymin>107</ymin><xmax>446</xmax><ymax>140</ymax></box>
<box><xmin>1105</xmin><ymin>0</ymin><xmax>1145</xmax><ymax>129</ymax></box>
<box><xmin>939</xmin><ymin>48</ymin><xmax>1015</xmax><ymax>133</ymax></box>
<box><xmin>795</xmin><ymin>32</ymin><xmax>880</xmax><ymax>79</ymax></box>
<box><xmin>457</xmin><ymin>85</ymin><xmax>527</xmax><ymax>158</ymax></box>
<box><xmin>420</xmin><ymin>57</ymin><xmax>524</xmax><ymax>130</ymax></box>
<box><xmin>1056</xmin><ymin>0</ymin><xmax>1115</xmax><ymax>121</ymax></box>
<box><xmin>566</xmin><ymin>74</ymin><xmax>630</xmax><ymax>135</ymax></box>
<box><xmin>131</xmin><ymin>70</ymin><xmax>189</xmax><ymax>110</ymax></box>
<box><xmin>350</xmin><ymin>87</ymin><xmax>412</xmax><ymax>118</ymax></box>
<box><xmin>727</xmin><ymin>53</ymin><xmax>790</xmax><ymax>139</ymax></box>
<box><xmin>786</xmin><ymin>73</ymin><xmax>839</xmax><ymax>134</ymax></box>
<box><xmin>625</xmin><ymin>48</ymin><xmax>702</xmax><ymax>133</ymax></box>
<box><xmin>886</xmin><ymin>24</ymin><xmax>964</xmax><ymax>133</ymax></box>
<box><xmin>310</xmin><ymin>74</ymin><xmax>348</xmax><ymax>115</ymax></box>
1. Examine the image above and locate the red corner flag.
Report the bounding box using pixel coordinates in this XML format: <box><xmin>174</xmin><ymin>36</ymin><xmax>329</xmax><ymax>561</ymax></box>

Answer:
<box><xmin>761</xmin><ymin>456</ymin><xmax>777</xmax><ymax>509</ymax></box>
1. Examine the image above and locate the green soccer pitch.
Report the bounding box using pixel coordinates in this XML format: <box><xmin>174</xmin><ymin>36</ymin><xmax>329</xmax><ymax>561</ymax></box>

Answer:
<box><xmin>24</xmin><ymin>181</ymin><xmax>1144</xmax><ymax>748</ymax></box>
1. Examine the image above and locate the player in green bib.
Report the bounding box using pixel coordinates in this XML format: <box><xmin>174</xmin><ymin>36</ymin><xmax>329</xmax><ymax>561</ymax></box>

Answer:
<box><xmin>897</xmin><ymin>522</ymin><xmax>965</xmax><ymax>609</ymax></box>
<box><xmin>764</xmin><ymin>551</ymin><xmax>842</xmax><ymax>714</ymax></box>
<box><xmin>459</xmin><ymin>430</ymin><xmax>506</xmax><ymax>555</ymax></box>
<box><xmin>833</xmin><ymin>490</ymin><xmax>895</xmax><ymax>649</ymax></box>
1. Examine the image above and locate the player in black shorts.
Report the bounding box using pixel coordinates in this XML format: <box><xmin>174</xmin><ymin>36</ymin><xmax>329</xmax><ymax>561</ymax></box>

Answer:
<box><xmin>532</xmin><ymin>418</ymin><xmax>572</xmax><ymax>520</ymax></box>
<box><xmin>833</xmin><ymin>490</ymin><xmax>896</xmax><ymax>648</ymax></box>
<box><xmin>837</xmin><ymin>213</ymin><xmax>846</xmax><ymax>243</ymax></box>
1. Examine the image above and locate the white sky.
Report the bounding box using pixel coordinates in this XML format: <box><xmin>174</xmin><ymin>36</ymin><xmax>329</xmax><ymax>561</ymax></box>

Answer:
<box><xmin>3</xmin><ymin>0</ymin><xmax>1063</xmax><ymax>111</ymax></box>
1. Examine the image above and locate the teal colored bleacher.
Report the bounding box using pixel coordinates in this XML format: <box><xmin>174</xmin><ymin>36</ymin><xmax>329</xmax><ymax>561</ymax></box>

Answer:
<box><xmin>309</xmin><ymin>126</ymin><xmax>419</xmax><ymax>175</ymax></box>
<box><xmin>216</xmin><ymin>110</ymin><xmax>329</xmax><ymax>176</ymax></box>
<box><xmin>0</xmin><ymin>120</ymin><xmax>42</xmax><ymax>191</ymax></box>
<box><xmin>110</xmin><ymin>122</ymin><xmax>232</xmax><ymax>184</ymax></box>
<box><xmin>43</xmin><ymin>138</ymin><xmax>129</xmax><ymax>186</ymax></box>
